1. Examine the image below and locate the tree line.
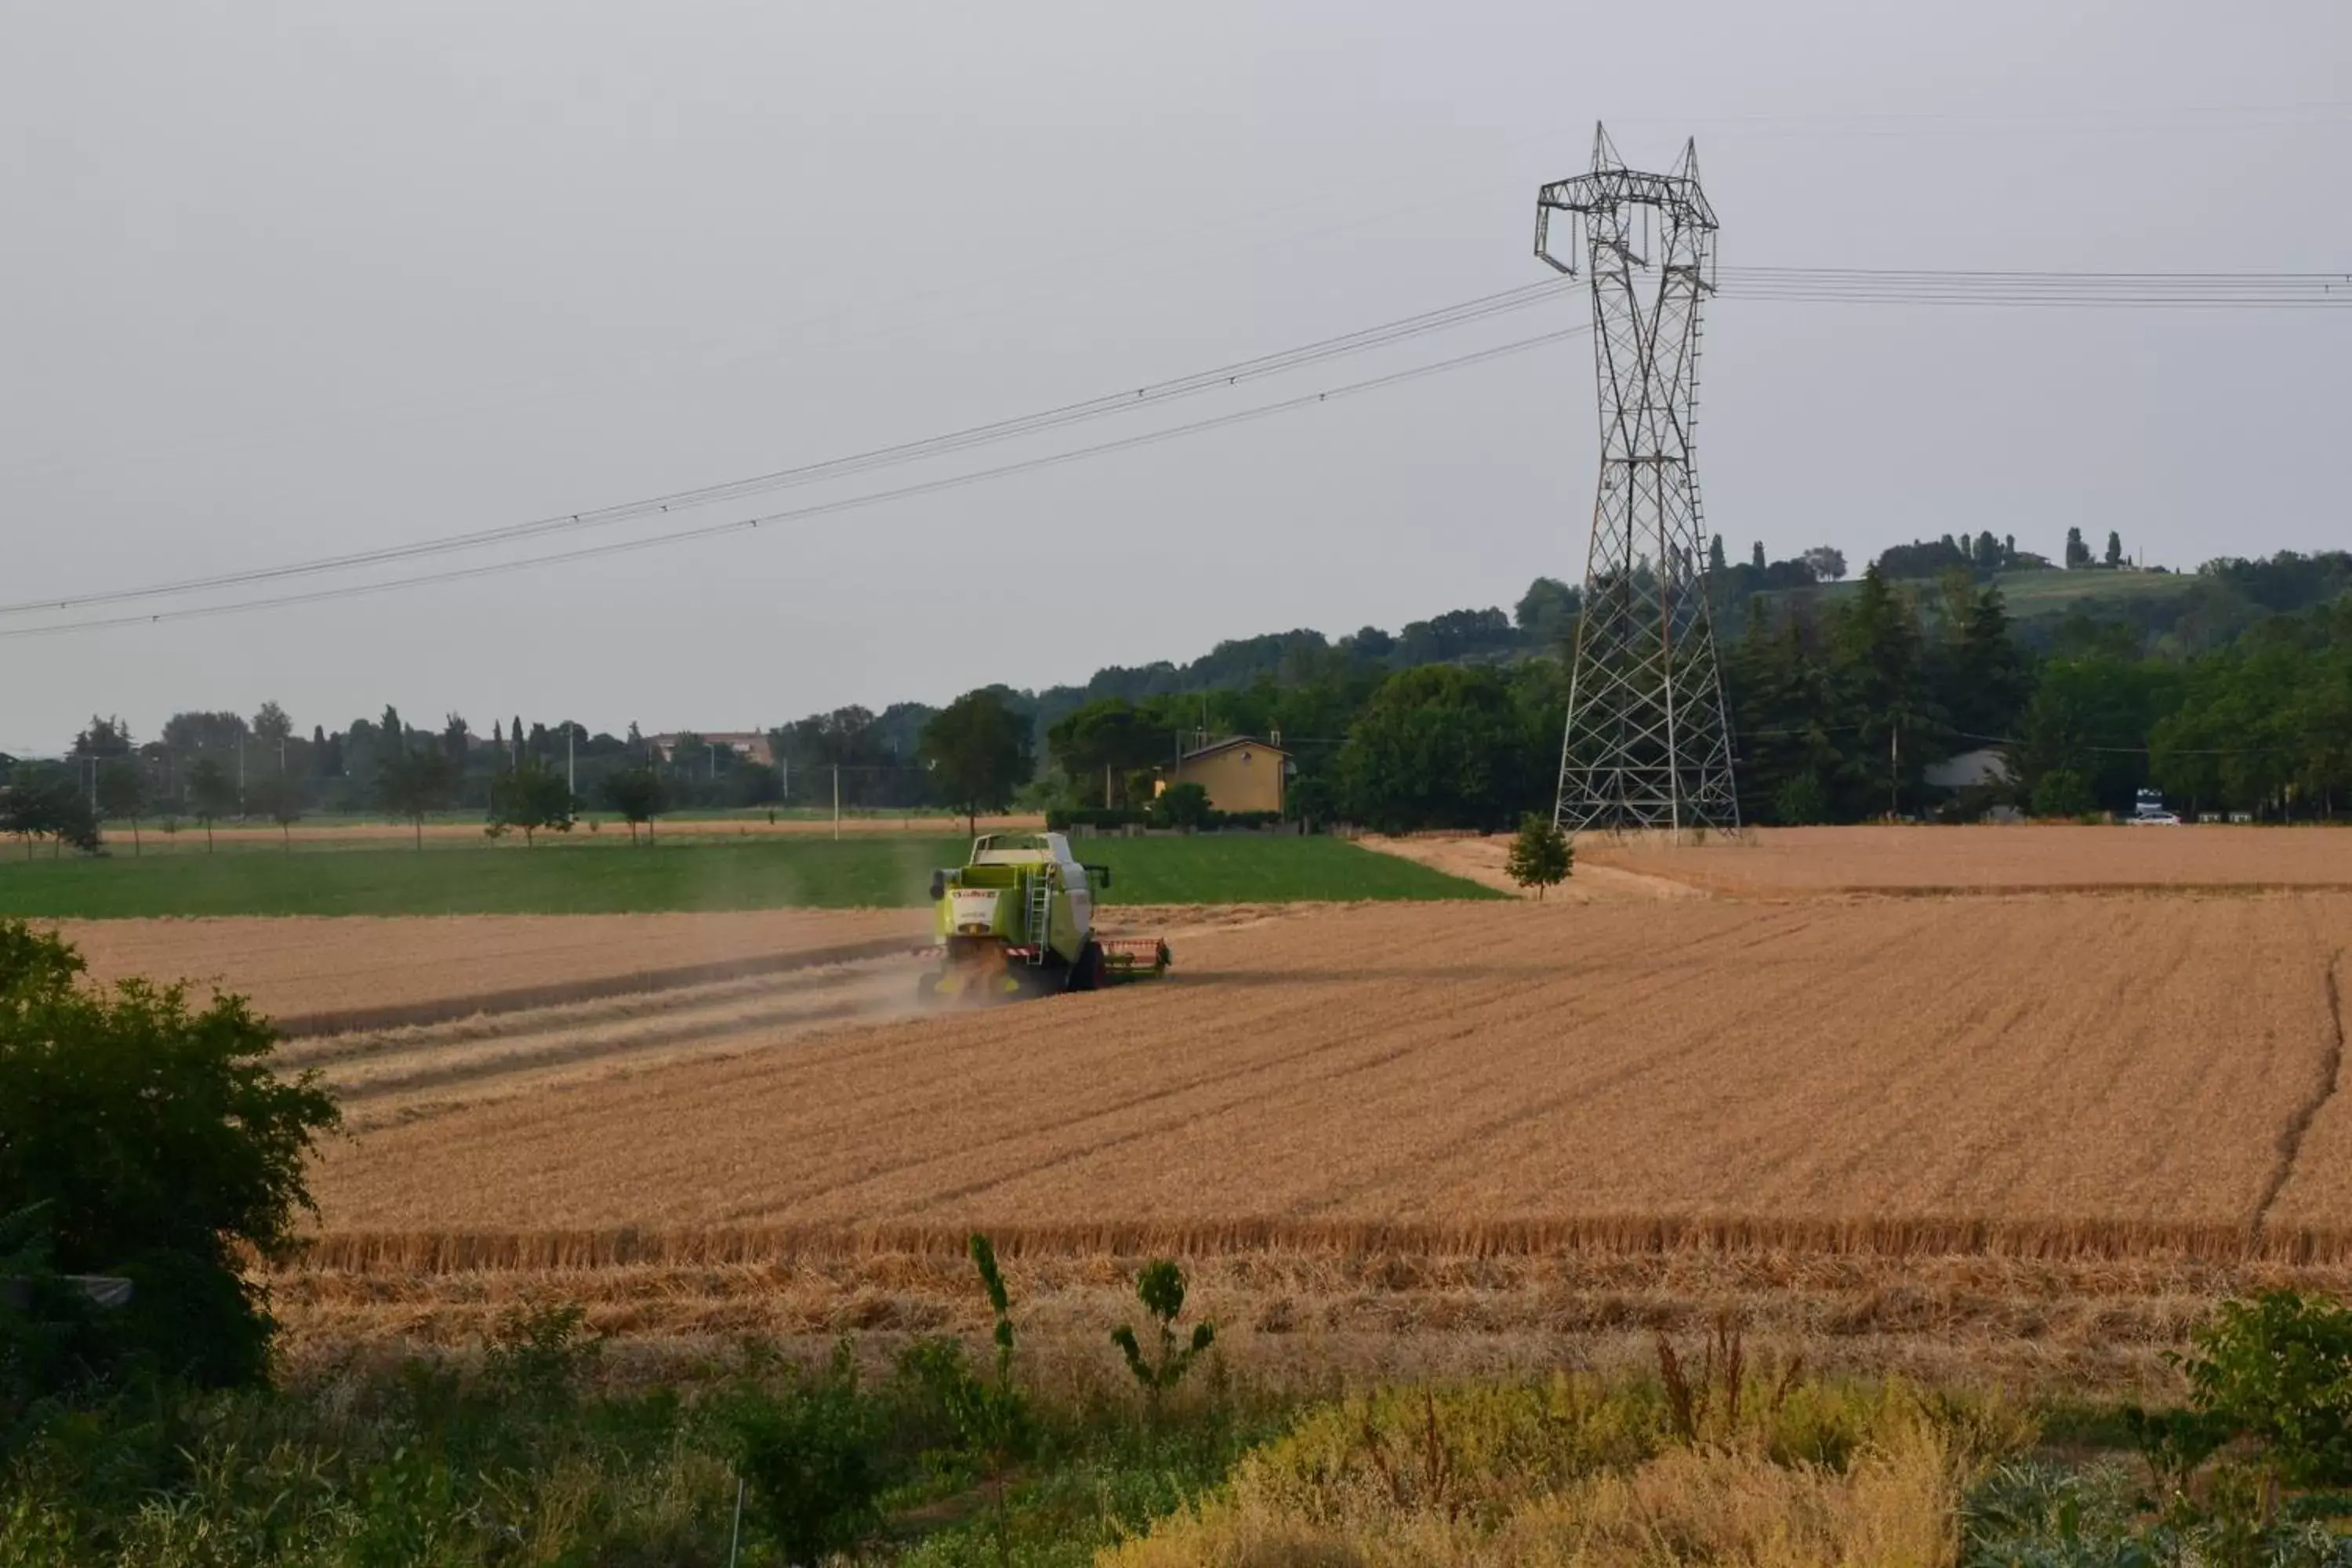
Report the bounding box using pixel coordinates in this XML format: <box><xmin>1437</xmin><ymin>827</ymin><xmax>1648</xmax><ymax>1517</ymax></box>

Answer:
<box><xmin>6</xmin><ymin>544</ymin><xmax>2347</xmax><ymax>853</ymax></box>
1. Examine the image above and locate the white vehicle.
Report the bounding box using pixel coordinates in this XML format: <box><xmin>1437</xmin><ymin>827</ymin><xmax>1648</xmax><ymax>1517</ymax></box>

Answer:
<box><xmin>2128</xmin><ymin>810</ymin><xmax>2181</xmax><ymax>826</ymax></box>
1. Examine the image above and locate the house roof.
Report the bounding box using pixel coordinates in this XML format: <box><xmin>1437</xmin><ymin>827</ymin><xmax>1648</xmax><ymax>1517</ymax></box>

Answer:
<box><xmin>1178</xmin><ymin>735</ymin><xmax>1291</xmax><ymax>763</ymax></box>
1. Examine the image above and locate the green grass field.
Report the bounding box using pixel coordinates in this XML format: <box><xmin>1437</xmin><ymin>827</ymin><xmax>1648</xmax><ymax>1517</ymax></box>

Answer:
<box><xmin>0</xmin><ymin>834</ymin><xmax>1496</xmax><ymax>918</ymax></box>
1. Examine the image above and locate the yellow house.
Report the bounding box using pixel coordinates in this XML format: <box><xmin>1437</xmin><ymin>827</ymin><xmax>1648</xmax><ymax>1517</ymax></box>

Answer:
<box><xmin>1165</xmin><ymin>735</ymin><xmax>1290</xmax><ymax>815</ymax></box>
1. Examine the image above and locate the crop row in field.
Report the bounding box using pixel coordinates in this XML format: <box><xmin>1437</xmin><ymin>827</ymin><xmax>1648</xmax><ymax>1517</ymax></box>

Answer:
<box><xmin>0</xmin><ymin>833</ymin><xmax>1496</xmax><ymax>918</ymax></box>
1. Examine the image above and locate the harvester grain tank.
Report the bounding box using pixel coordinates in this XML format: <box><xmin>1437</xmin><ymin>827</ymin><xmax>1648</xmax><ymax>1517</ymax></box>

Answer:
<box><xmin>922</xmin><ymin>832</ymin><xmax>1170</xmax><ymax>1000</ymax></box>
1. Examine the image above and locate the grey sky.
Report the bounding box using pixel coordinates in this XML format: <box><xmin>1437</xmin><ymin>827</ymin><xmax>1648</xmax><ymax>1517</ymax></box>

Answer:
<box><xmin>3</xmin><ymin>1</ymin><xmax>2347</xmax><ymax>752</ymax></box>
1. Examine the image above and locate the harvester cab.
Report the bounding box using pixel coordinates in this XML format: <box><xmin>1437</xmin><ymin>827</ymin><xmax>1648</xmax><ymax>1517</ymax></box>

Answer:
<box><xmin>921</xmin><ymin>832</ymin><xmax>1170</xmax><ymax>1002</ymax></box>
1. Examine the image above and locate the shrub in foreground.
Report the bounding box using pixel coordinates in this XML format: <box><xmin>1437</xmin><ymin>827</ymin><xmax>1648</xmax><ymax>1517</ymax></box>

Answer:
<box><xmin>0</xmin><ymin>920</ymin><xmax>338</xmax><ymax>1394</ymax></box>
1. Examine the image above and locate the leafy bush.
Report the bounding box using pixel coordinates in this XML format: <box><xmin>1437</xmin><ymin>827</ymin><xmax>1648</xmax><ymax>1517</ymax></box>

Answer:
<box><xmin>2031</xmin><ymin>768</ymin><xmax>2098</xmax><ymax>819</ymax></box>
<box><xmin>0</xmin><ymin>921</ymin><xmax>338</xmax><ymax>1392</ymax></box>
<box><xmin>1152</xmin><ymin>782</ymin><xmax>1214</xmax><ymax>831</ymax></box>
<box><xmin>2180</xmin><ymin>1290</ymin><xmax>2352</xmax><ymax>1486</ymax></box>
<box><xmin>716</xmin><ymin>1345</ymin><xmax>887</xmax><ymax>1564</ymax></box>
<box><xmin>1773</xmin><ymin>771</ymin><xmax>1830</xmax><ymax>826</ymax></box>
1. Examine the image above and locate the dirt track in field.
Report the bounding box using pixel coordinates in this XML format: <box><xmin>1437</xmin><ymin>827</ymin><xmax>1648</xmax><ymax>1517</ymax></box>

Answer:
<box><xmin>1579</xmin><ymin>824</ymin><xmax>2352</xmax><ymax>895</ymax></box>
<box><xmin>59</xmin><ymin>909</ymin><xmax>924</xmax><ymax>1033</ymax></box>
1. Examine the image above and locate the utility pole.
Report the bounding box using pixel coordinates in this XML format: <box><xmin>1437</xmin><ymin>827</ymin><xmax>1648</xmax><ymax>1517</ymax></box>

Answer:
<box><xmin>1889</xmin><ymin>722</ymin><xmax>1900</xmax><ymax>821</ymax></box>
<box><xmin>567</xmin><ymin>728</ymin><xmax>575</xmax><ymax>796</ymax></box>
<box><xmin>832</xmin><ymin>764</ymin><xmax>840</xmax><ymax>840</ymax></box>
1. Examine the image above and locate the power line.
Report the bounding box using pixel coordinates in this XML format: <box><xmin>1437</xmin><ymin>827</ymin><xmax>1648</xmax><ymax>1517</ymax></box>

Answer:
<box><xmin>8</xmin><ymin>265</ymin><xmax>2345</xmax><ymax>622</ymax></box>
<box><xmin>0</xmin><ymin>325</ymin><xmax>1588</xmax><ymax>642</ymax></box>
<box><xmin>1716</xmin><ymin>266</ymin><xmax>2352</xmax><ymax>308</ymax></box>
<box><xmin>0</xmin><ymin>281</ymin><xmax>1580</xmax><ymax>619</ymax></box>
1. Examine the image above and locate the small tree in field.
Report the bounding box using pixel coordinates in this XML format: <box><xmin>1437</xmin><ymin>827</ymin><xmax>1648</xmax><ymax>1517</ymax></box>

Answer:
<box><xmin>598</xmin><ymin>768</ymin><xmax>664</xmax><ymax>844</ymax></box>
<box><xmin>1504</xmin><ymin>811</ymin><xmax>1572</xmax><ymax>899</ymax></box>
<box><xmin>1112</xmin><ymin>1258</ymin><xmax>1216</xmax><ymax>1428</ymax></box>
<box><xmin>186</xmin><ymin>757</ymin><xmax>237</xmax><ymax>852</ymax></box>
<box><xmin>95</xmin><ymin>760</ymin><xmax>147</xmax><ymax>857</ymax></box>
<box><xmin>489</xmin><ymin>757</ymin><xmax>575</xmax><ymax>848</ymax></box>
<box><xmin>247</xmin><ymin>773</ymin><xmax>303</xmax><ymax>850</ymax></box>
<box><xmin>377</xmin><ymin>746</ymin><xmax>456</xmax><ymax>850</ymax></box>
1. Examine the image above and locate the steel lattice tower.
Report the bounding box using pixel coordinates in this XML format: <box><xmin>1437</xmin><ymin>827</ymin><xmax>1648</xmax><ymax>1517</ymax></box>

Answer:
<box><xmin>1536</xmin><ymin>125</ymin><xmax>1738</xmax><ymax>833</ymax></box>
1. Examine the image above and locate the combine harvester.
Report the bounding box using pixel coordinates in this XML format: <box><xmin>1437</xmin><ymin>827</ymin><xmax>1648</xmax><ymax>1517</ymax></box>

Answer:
<box><xmin>920</xmin><ymin>832</ymin><xmax>1171</xmax><ymax>1002</ymax></box>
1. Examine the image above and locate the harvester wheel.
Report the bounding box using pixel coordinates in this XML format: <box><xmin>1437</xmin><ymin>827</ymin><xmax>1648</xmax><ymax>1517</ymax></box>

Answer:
<box><xmin>1067</xmin><ymin>940</ymin><xmax>1107</xmax><ymax>993</ymax></box>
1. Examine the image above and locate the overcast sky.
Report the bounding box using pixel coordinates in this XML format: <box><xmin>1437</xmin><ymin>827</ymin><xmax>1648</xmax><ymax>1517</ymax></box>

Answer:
<box><xmin>3</xmin><ymin>1</ymin><xmax>2347</xmax><ymax>751</ymax></box>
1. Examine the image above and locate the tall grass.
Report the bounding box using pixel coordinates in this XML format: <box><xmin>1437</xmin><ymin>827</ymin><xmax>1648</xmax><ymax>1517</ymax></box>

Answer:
<box><xmin>1105</xmin><ymin>1338</ymin><xmax>2033</xmax><ymax>1566</ymax></box>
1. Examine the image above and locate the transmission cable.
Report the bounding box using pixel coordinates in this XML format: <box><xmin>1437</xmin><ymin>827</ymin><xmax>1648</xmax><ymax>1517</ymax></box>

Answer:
<box><xmin>0</xmin><ymin>325</ymin><xmax>1588</xmax><ymax>642</ymax></box>
<box><xmin>11</xmin><ymin>267</ymin><xmax>2344</xmax><ymax>619</ymax></box>
<box><xmin>9</xmin><ymin>265</ymin><xmax>2345</xmax><ymax>630</ymax></box>
<box><xmin>0</xmin><ymin>280</ymin><xmax>1579</xmax><ymax>618</ymax></box>
<box><xmin>1715</xmin><ymin>266</ymin><xmax>2351</xmax><ymax>308</ymax></box>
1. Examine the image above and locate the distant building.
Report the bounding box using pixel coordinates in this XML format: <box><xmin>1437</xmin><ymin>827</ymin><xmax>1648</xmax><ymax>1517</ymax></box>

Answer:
<box><xmin>1162</xmin><ymin>735</ymin><xmax>1291</xmax><ymax>815</ymax></box>
<box><xmin>646</xmin><ymin>731</ymin><xmax>774</xmax><ymax>767</ymax></box>
<box><xmin>1922</xmin><ymin>746</ymin><xmax>2011</xmax><ymax>792</ymax></box>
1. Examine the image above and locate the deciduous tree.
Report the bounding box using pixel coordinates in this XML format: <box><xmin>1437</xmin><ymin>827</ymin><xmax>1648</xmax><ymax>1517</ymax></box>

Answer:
<box><xmin>920</xmin><ymin>690</ymin><xmax>1035</xmax><ymax>836</ymax></box>
<box><xmin>186</xmin><ymin>757</ymin><xmax>237</xmax><ymax>851</ymax></box>
<box><xmin>1504</xmin><ymin>811</ymin><xmax>1572</xmax><ymax>898</ymax></box>
<box><xmin>1338</xmin><ymin>665</ymin><xmax>1530</xmax><ymax>833</ymax></box>
<box><xmin>250</xmin><ymin>700</ymin><xmax>294</xmax><ymax>745</ymax></box>
<box><xmin>247</xmin><ymin>772</ymin><xmax>303</xmax><ymax>850</ymax></box>
<box><xmin>376</xmin><ymin>746</ymin><xmax>456</xmax><ymax>849</ymax></box>
<box><xmin>488</xmin><ymin>756</ymin><xmax>576</xmax><ymax>847</ymax></box>
<box><xmin>95</xmin><ymin>760</ymin><xmax>147</xmax><ymax>856</ymax></box>
<box><xmin>598</xmin><ymin>767</ymin><xmax>664</xmax><ymax>844</ymax></box>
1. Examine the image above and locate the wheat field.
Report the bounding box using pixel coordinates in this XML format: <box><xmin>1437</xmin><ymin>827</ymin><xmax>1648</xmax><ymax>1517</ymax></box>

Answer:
<box><xmin>1578</xmin><ymin>824</ymin><xmax>2352</xmax><ymax>895</ymax></box>
<box><xmin>305</xmin><ymin>895</ymin><xmax>2348</xmax><ymax>1240</ymax></box>
<box><xmin>234</xmin><ymin>845</ymin><xmax>2350</xmax><ymax>1386</ymax></box>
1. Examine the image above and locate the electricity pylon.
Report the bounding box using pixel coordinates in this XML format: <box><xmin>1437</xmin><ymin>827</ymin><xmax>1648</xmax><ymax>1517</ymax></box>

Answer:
<box><xmin>1536</xmin><ymin>124</ymin><xmax>1738</xmax><ymax>833</ymax></box>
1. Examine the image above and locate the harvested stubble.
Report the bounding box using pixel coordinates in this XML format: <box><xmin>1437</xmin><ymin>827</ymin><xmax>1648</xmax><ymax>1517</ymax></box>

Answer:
<box><xmin>280</xmin><ymin>958</ymin><xmax>930</xmax><ymax>1130</ymax></box>
<box><xmin>307</xmin><ymin>894</ymin><xmax>2352</xmax><ymax>1243</ymax></box>
<box><xmin>57</xmin><ymin>909</ymin><xmax>923</xmax><ymax>1033</ymax></box>
<box><xmin>1577</xmin><ymin>823</ymin><xmax>2352</xmax><ymax>895</ymax></box>
<box><xmin>270</xmin><ymin>1239</ymin><xmax>2352</xmax><ymax>1398</ymax></box>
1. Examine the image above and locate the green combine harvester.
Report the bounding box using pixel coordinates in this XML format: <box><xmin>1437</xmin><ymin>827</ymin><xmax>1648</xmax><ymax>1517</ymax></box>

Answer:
<box><xmin>921</xmin><ymin>832</ymin><xmax>1171</xmax><ymax>1001</ymax></box>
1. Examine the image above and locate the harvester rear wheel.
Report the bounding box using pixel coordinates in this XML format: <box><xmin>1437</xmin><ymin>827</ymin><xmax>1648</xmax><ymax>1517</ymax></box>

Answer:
<box><xmin>1066</xmin><ymin>940</ymin><xmax>1107</xmax><ymax>993</ymax></box>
